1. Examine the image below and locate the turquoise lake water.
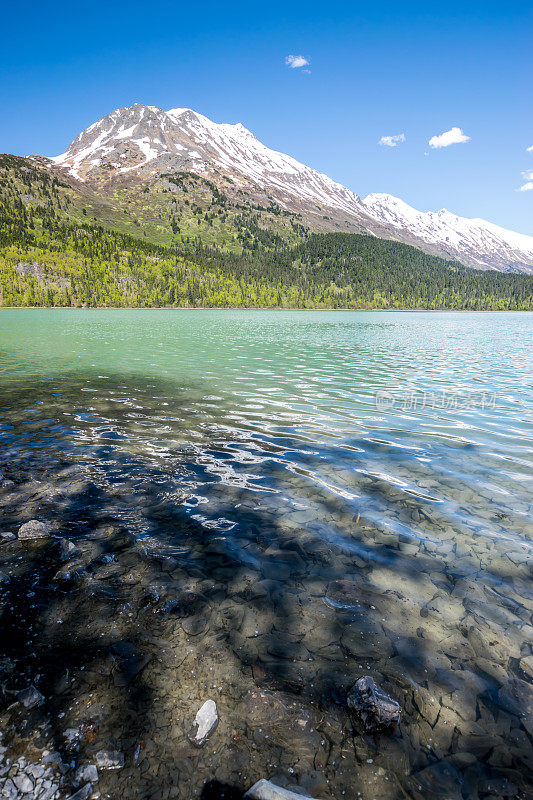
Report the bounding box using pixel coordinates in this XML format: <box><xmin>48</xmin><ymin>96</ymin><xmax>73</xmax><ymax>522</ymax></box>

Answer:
<box><xmin>0</xmin><ymin>309</ymin><xmax>532</xmax><ymax>798</ymax></box>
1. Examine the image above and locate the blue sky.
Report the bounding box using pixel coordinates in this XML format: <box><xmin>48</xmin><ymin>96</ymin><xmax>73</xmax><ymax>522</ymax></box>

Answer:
<box><xmin>1</xmin><ymin>0</ymin><xmax>532</xmax><ymax>234</ymax></box>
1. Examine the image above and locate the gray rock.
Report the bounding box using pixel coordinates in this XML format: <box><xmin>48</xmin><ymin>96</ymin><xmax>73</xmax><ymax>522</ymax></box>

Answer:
<box><xmin>58</xmin><ymin>540</ymin><xmax>81</xmax><ymax>563</ymax></box>
<box><xmin>0</xmin><ymin>571</ymin><xmax>9</xmax><ymax>583</ymax></box>
<box><xmin>13</xmin><ymin>773</ymin><xmax>34</xmax><ymax>793</ymax></box>
<box><xmin>2</xmin><ymin>778</ymin><xmax>17</xmax><ymax>799</ymax></box>
<box><xmin>0</xmin><ymin>532</ymin><xmax>16</xmax><ymax>543</ymax></box>
<box><xmin>75</xmin><ymin>764</ymin><xmax>98</xmax><ymax>783</ymax></box>
<box><xmin>27</xmin><ymin>764</ymin><xmax>45</xmax><ymax>779</ymax></box>
<box><xmin>347</xmin><ymin>675</ymin><xmax>401</xmax><ymax>734</ymax></box>
<box><xmin>245</xmin><ymin>780</ymin><xmax>321</xmax><ymax>800</ymax></box>
<box><xmin>18</xmin><ymin>520</ymin><xmax>50</xmax><ymax>540</ymax></box>
<box><xmin>17</xmin><ymin>684</ymin><xmax>44</xmax><ymax>709</ymax></box>
<box><xmin>188</xmin><ymin>699</ymin><xmax>218</xmax><ymax>746</ymax></box>
<box><xmin>520</xmin><ymin>655</ymin><xmax>533</xmax><ymax>680</ymax></box>
<box><xmin>95</xmin><ymin>750</ymin><xmax>124</xmax><ymax>769</ymax></box>
<box><xmin>182</xmin><ymin>616</ymin><xmax>207</xmax><ymax>635</ymax></box>
<box><xmin>53</xmin><ymin>565</ymin><xmax>85</xmax><ymax>583</ymax></box>
<box><xmin>38</xmin><ymin>786</ymin><xmax>60</xmax><ymax>800</ymax></box>
<box><xmin>66</xmin><ymin>783</ymin><xmax>93</xmax><ymax>800</ymax></box>
<box><xmin>63</xmin><ymin>728</ymin><xmax>80</xmax><ymax>745</ymax></box>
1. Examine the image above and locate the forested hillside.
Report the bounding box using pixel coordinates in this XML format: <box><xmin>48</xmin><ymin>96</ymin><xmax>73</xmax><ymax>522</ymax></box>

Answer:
<box><xmin>0</xmin><ymin>154</ymin><xmax>532</xmax><ymax>309</ymax></box>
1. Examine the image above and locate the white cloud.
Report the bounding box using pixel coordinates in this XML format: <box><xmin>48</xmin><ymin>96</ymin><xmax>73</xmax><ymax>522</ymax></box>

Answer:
<box><xmin>519</xmin><ymin>169</ymin><xmax>533</xmax><ymax>191</ymax></box>
<box><xmin>428</xmin><ymin>126</ymin><xmax>471</xmax><ymax>149</ymax></box>
<box><xmin>285</xmin><ymin>55</ymin><xmax>309</xmax><ymax>69</ymax></box>
<box><xmin>527</xmin><ymin>144</ymin><xmax>533</xmax><ymax>152</ymax></box>
<box><xmin>379</xmin><ymin>133</ymin><xmax>406</xmax><ymax>147</ymax></box>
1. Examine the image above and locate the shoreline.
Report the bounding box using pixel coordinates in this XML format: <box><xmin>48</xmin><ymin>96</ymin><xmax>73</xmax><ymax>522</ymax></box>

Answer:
<box><xmin>0</xmin><ymin>306</ymin><xmax>530</xmax><ymax>312</ymax></box>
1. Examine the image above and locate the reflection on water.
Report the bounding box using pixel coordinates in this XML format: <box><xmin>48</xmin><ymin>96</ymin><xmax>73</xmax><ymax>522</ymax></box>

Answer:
<box><xmin>0</xmin><ymin>309</ymin><xmax>532</xmax><ymax>799</ymax></box>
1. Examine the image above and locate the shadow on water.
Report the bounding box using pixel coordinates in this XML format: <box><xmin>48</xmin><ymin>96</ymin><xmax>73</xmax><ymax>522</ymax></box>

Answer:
<box><xmin>0</xmin><ymin>373</ymin><xmax>531</xmax><ymax>799</ymax></box>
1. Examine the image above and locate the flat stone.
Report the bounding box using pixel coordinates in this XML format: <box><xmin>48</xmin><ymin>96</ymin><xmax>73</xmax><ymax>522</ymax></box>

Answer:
<box><xmin>182</xmin><ymin>616</ymin><xmax>207</xmax><ymax>635</ymax></box>
<box><xmin>188</xmin><ymin>699</ymin><xmax>218</xmax><ymax>746</ymax></box>
<box><xmin>17</xmin><ymin>684</ymin><xmax>45</xmax><ymax>709</ymax></box>
<box><xmin>95</xmin><ymin>750</ymin><xmax>124</xmax><ymax>769</ymax></box>
<box><xmin>18</xmin><ymin>520</ymin><xmax>50</xmax><ymax>540</ymax></box>
<box><xmin>498</xmin><ymin>678</ymin><xmax>533</xmax><ymax>735</ymax></box>
<box><xmin>347</xmin><ymin>675</ymin><xmax>401</xmax><ymax>734</ymax></box>
<box><xmin>245</xmin><ymin>780</ymin><xmax>321</xmax><ymax>800</ymax></box>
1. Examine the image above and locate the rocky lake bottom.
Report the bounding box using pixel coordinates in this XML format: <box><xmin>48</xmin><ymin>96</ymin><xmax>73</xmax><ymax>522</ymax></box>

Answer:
<box><xmin>0</xmin><ymin>309</ymin><xmax>531</xmax><ymax>800</ymax></box>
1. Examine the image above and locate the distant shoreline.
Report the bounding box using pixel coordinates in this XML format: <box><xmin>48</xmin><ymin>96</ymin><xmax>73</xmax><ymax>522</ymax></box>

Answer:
<box><xmin>0</xmin><ymin>306</ymin><xmax>529</xmax><ymax>312</ymax></box>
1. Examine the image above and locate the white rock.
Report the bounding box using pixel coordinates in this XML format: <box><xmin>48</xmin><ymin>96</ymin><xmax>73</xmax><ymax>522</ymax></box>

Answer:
<box><xmin>188</xmin><ymin>699</ymin><xmax>218</xmax><ymax>746</ymax></box>
<box><xmin>245</xmin><ymin>780</ymin><xmax>321</xmax><ymax>800</ymax></box>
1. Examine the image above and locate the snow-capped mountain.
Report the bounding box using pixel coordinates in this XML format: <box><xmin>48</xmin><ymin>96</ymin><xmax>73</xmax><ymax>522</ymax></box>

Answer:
<box><xmin>361</xmin><ymin>194</ymin><xmax>533</xmax><ymax>274</ymax></box>
<box><xmin>49</xmin><ymin>103</ymin><xmax>369</xmax><ymax>221</ymax></box>
<box><xmin>47</xmin><ymin>103</ymin><xmax>533</xmax><ymax>273</ymax></box>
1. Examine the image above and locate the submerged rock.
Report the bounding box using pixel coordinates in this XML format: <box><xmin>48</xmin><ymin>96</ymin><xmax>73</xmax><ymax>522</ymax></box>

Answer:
<box><xmin>95</xmin><ymin>750</ymin><xmax>124</xmax><ymax>769</ymax></box>
<box><xmin>18</xmin><ymin>520</ymin><xmax>50</xmax><ymax>540</ymax></box>
<box><xmin>75</xmin><ymin>764</ymin><xmax>98</xmax><ymax>784</ymax></box>
<box><xmin>58</xmin><ymin>539</ymin><xmax>81</xmax><ymax>563</ymax></box>
<box><xmin>245</xmin><ymin>779</ymin><xmax>322</xmax><ymax>800</ymax></box>
<box><xmin>66</xmin><ymin>784</ymin><xmax>93</xmax><ymax>800</ymax></box>
<box><xmin>347</xmin><ymin>676</ymin><xmax>401</xmax><ymax>734</ymax></box>
<box><xmin>188</xmin><ymin>699</ymin><xmax>219</xmax><ymax>746</ymax></box>
<box><xmin>17</xmin><ymin>684</ymin><xmax>45</xmax><ymax>709</ymax></box>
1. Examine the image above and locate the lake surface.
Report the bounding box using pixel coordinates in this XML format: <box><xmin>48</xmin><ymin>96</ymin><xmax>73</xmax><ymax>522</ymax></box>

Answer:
<box><xmin>0</xmin><ymin>309</ymin><xmax>532</xmax><ymax>799</ymax></box>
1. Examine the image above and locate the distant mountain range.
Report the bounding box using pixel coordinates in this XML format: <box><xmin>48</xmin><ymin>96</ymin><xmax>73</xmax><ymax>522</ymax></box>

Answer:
<box><xmin>36</xmin><ymin>102</ymin><xmax>533</xmax><ymax>274</ymax></box>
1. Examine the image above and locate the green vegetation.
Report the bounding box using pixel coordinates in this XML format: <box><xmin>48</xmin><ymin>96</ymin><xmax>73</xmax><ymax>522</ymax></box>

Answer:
<box><xmin>0</xmin><ymin>154</ymin><xmax>531</xmax><ymax>309</ymax></box>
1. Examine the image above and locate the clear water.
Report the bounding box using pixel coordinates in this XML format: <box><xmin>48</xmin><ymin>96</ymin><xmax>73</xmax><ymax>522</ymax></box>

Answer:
<box><xmin>0</xmin><ymin>309</ymin><xmax>532</xmax><ymax>799</ymax></box>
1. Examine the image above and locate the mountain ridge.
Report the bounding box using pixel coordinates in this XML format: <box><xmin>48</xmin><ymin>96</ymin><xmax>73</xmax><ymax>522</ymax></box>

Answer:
<box><xmin>41</xmin><ymin>102</ymin><xmax>533</xmax><ymax>274</ymax></box>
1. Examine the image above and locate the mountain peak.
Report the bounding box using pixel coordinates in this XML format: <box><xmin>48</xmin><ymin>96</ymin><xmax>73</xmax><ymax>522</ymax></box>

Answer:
<box><xmin>45</xmin><ymin>104</ymin><xmax>533</xmax><ymax>274</ymax></box>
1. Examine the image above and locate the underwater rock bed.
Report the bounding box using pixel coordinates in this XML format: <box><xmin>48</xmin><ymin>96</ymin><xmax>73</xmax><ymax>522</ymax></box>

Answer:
<box><xmin>0</xmin><ymin>458</ymin><xmax>531</xmax><ymax>800</ymax></box>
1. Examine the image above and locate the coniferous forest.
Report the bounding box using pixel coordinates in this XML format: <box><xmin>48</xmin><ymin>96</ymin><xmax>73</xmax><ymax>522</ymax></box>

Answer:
<box><xmin>0</xmin><ymin>154</ymin><xmax>531</xmax><ymax>309</ymax></box>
